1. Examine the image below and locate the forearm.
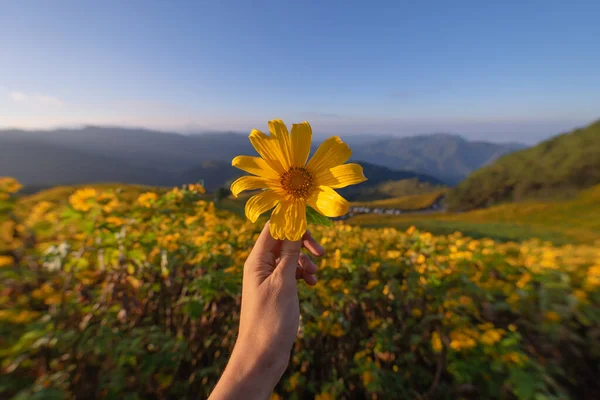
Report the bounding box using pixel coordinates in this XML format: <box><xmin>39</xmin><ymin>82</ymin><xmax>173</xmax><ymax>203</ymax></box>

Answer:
<box><xmin>208</xmin><ymin>342</ymin><xmax>286</xmax><ymax>400</ymax></box>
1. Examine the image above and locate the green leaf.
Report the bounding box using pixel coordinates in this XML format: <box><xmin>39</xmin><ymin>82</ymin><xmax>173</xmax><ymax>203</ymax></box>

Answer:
<box><xmin>306</xmin><ymin>206</ymin><xmax>333</xmax><ymax>227</ymax></box>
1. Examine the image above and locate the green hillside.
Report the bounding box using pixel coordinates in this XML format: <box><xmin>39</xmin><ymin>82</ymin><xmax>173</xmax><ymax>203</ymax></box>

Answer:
<box><xmin>447</xmin><ymin>119</ymin><xmax>600</xmax><ymax>211</ymax></box>
<box><xmin>352</xmin><ymin>189</ymin><xmax>447</xmax><ymax>210</ymax></box>
<box><xmin>350</xmin><ymin>184</ymin><xmax>600</xmax><ymax>244</ymax></box>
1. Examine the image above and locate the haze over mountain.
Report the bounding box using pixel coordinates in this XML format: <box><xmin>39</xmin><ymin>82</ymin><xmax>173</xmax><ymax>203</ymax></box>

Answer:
<box><xmin>351</xmin><ymin>133</ymin><xmax>525</xmax><ymax>184</ymax></box>
<box><xmin>0</xmin><ymin>126</ymin><xmax>524</xmax><ymax>190</ymax></box>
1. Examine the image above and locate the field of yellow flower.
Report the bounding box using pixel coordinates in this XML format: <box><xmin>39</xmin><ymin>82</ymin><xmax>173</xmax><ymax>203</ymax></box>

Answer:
<box><xmin>1</xmin><ymin>178</ymin><xmax>599</xmax><ymax>399</ymax></box>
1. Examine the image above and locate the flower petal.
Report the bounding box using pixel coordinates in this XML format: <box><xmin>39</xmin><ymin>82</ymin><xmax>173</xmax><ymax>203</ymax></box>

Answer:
<box><xmin>245</xmin><ymin>190</ymin><xmax>281</xmax><ymax>223</ymax></box>
<box><xmin>269</xmin><ymin>199</ymin><xmax>307</xmax><ymax>241</ymax></box>
<box><xmin>230</xmin><ymin>176</ymin><xmax>269</xmax><ymax>197</ymax></box>
<box><xmin>231</xmin><ymin>156</ymin><xmax>280</xmax><ymax>179</ymax></box>
<box><xmin>268</xmin><ymin>119</ymin><xmax>292</xmax><ymax>169</ymax></box>
<box><xmin>314</xmin><ymin>163</ymin><xmax>367</xmax><ymax>189</ymax></box>
<box><xmin>290</xmin><ymin>122</ymin><xmax>312</xmax><ymax>167</ymax></box>
<box><xmin>249</xmin><ymin>129</ymin><xmax>287</xmax><ymax>174</ymax></box>
<box><xmin>306</xmin><ymin>136</ymin><xmax>351</xmax><ymax>173</ymax></box>
<box><xmin>307</xmin><ymin>185</ymin><xmax>349</xmax><ymax>217</ymax></box>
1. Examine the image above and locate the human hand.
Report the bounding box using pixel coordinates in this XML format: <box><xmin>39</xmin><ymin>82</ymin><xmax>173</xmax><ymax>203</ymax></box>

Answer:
<box><xmin>208</xmin><ymin>222</ymin><xmax>325</xmax><ymax>400</ymax></box>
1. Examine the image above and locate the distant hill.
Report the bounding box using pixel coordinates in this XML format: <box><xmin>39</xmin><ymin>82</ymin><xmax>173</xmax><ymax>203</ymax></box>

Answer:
<box><xmin>0</xmin><ymin>126</ymin><xmax>253</xmax><ymax>173</ymax></box>
<box><xmin>0</xmin><ymin>136</ymin><xmax>173</xmax><ymax>187</ymax></box>
<box><xmin>447</xmin><ymin>120</ymin><xmax>600</xmax><ymax>211</ymax></box>
<box><xmin>351</xmin><ymin>133</ymin><xmax>525</xmax><ymax>184</ymax></box>
<box><xmin>1</xmin><ymin>126</ymin><xmax>524</xmax><ymax>189</ymax></box>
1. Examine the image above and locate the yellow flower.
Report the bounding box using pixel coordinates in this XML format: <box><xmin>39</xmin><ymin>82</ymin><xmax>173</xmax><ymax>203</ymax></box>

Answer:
<box><xmin>502</xmin><ymin>351</ymin><xmax>527</xmax><ymax>366</ymax></box>
<box><xmin>0</xmin><ymin>177</ymin><xmax>22</xmax><ymax>194</ymax></box>
<box><xmin>480</xmin><ymin>329</ymin><xmax>505</xmax><ymax>346</ymax></box>
<box><xmin>230</xmin><ymin>119</ymin><xmax>366</xmax><ymax>240</ymax></box>
<box><xmin>431</xmin><ymin>331</ymin><xmax>443</xmax><ymax>353</ymax></box>
<box><xmin>330</xmin><ymin>323</ymin><xmax>344</xmax><ymax>337</ymax></box>
<box><xmin>0</xmin><ymin>255</ymin><xmax>13</xmax><ymax>267</ymax></box>
<box><xmin>187</xmin><ymin>183</ymin><xmax>206</xmax><ymax>194</ymax></box>
<box><xmin>315</xmin><ymin>393</ymin><xmax>334</xmax><ymax>400</ymax></box>
<box><xmin>69</xmin><ymin>188</ymin><xmax>97</xmax><ymax>212</ymax></box>
<box><xmin>361</xmin><ymin>371</ymin><xmax>375</xmax><ymax>387</ymax></box>
<box><xmin>366</xmin><ymin>280</ymin><xmax>380</xmax><ymax>290</ymax></box>
<box><xmin>545</xmin><ymin>311</ymin><xmax>560</xmax><ymax>323</ymax></box>
<box><xmin>449</xmin><ymin>328</ymin><xmax>479</xmax><ymax>351</ymax></box>
<box><xmin>585</xmin><ymin>265</ymin><xmax>600</xmax><ymax>288</ymax></box>
<box><xmin>382</xmin><ymin>285</ymin><xmax>390</xmax><ymax>296</ymax></box>
<box><xmin>105</xmin><ymin>216</ymin><xmax>124</xmax><ymax>226</ymax></box>
<box><xmin>137</xmin><ymin>192</ymin><xmax>158</xmax><ymax>208</ymax></box>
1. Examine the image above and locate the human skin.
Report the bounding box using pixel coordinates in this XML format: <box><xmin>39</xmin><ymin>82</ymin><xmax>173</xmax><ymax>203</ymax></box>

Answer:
<box><xmin>208</xmin><ymin>222</ymin><xmax>325</xmax><ymax>400</ymax></box>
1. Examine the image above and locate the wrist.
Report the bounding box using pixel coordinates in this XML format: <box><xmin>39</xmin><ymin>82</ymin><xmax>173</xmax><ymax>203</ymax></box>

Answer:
<box><xmin>210</xmin><ymin>340</ymin><xmax>288</xmax><ymax>400</ymax></box>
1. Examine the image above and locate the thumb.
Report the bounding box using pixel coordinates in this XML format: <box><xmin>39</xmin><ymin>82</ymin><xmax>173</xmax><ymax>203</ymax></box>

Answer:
<box><xmin>277</xmin><ymin>239</ymin><xmax>302</xmax><ymax>282</ymax></box>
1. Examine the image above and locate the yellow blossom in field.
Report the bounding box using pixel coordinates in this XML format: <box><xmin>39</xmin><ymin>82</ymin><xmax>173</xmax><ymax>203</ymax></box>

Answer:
<box><xmin>573</xmin><ymin>289</ymin><xmax>588</xmax><ymax>303</ymax></box>
<box><xmin>105</xmin><ymin>216</ymin><xmax>124</xmax><ymax>226</ymax></box>
<box><xmin>406</xmin><ymin>225</ymin><xmax>416</xmax><ymax>235</ymax></box>
<box><xmin>0</xmin><ymin>309</ymin><xmax>40</xmax><ymax>324</ymax></box>
<box><xmin>382</xmin><ymin>285</ymin><xmax>390</xmax><ymax>296</ymax></box>
<box><xmin>184</xmin><ymin>216</ymin><xmax>199</xmax><ymax>226</ymax></box>
<box><xmin>480</xmin><ymin>328</ymin><xmax>505</xmax><ymax>346</ymax></box>
<box><xmin>329</xmin><ymin>278</ymin><xmax>343</xmax><ymax>291</ymax></box>
<box><xmin>411</xmin><ymin>308</ymin><xmax>422</xmax><ymax>318</ymax></box>
<box><xmin>287</xmin><ymin>372</ymin><xmax>300</xmax><ymax>391</ymax></box>
<box><xmin>315</xmin><ymin>393</ymin><xmax>334</xmax><ymax>400</ymax></box>
<box><xmin>508</xmin><ymin>324</ymin><xmax>518</xmax><ymax>332</ymax></box>
<box><xmin>545</xmin><ymin>311</ymin><xmax>560</xmax><ymax>323</ymax></box>
<box><xmin>386</xmin><ymin>250</ymin><xmax>402</xmax><ymax>259</ymax></box>
<box><xmin>69</xmin><ymin>188</ymin><xmax>97</xmax><ymax>212</ymax></box>
<box><xmin>26</xmin><ymin>200</ymin><xmax>57</xmax><ymax>226</ymax></box>
<box><xmin>230</xmin><ymin>119</ymin><xmax>366</xmax><ymax>240</ymax></box>
<box><xmin>332</xmin><ymin>249</ymin><xmax>342</xmax><ymax>269</ymax></box>
<box><xmin>369</xmin><ymin>262</ymin><xmax>381</xmax><ymax>273</ymax></box>
<box><xmin>585</xmin><ymin>264</ymin><xmax>600</xmax><ymax>288</ymax></box>
<box><xmin>458</xmin><ymin>296</ymin><xmax>472</xmax><ymax>306</ymax></box>
<box><xmin>516</xmin><ymin>273</ymin><xmax>531</xmax><ymax>289</ymax></box>
<box><xmin>159</xmin><ymin>233</ymin><xmax>181</xmax><ymax>251</ymax></box>
<box><xmin>187</xmin><ymin>183</ymin><xmax>206</xmax><ymax>194</ymax></box>
<box><xmin>431</xmin><ymin>332</ymin><xmax>443</xmax><ymax>353</ymax></box>
<box><xmin>361</xmin><ymin>371</ymin><xmax>374</xmax><ymax>387</ymax></box>
<box><xmin>368</xmin><ymin>318</ymin><xmax>383</xmax><ymax>330</ymax></box>
<box><xmin>366</xmin><ymin>280</ymin><xmax>380</xmax><ymax>290</ymax></box>
<box><xmin>137</xmin><ymin>192</ymin><xmax>158</xmax><ymax>208</ymax></box>
<box><xmin>449</xmin><ymin>328</ymin><xmax>479</xmax><ymax>351</ymax></box>
<box><xmin>330</xmin><ymin>323</ymin><xmax>344</xmax><ymax>337</ymax></box>
<box><xmin>502</xmin><ymin>352</ymin><xmax>527</xmax><ymax>366</ymax></box>
<box><xmin>0</xmin><ymin>176</ymin><xmax>22</xmax><ymax>195</ymax></box>
<box><xmin>0</xmin><ymin>255</ymin><xmax>13</xmax><ymax>267</ymax></box>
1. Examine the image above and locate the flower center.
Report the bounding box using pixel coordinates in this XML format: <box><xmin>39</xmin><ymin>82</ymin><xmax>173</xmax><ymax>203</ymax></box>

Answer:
<box><xmin>280</xmin><ymin>167</ymin><xmax>313</xmax><ymax>199</ymax></box>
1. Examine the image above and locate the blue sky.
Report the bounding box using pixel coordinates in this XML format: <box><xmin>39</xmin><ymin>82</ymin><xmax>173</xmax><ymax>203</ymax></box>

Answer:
<box><xmin>1</xmin><ymin>0</ymin><xmax>599</xmax><ymax>143</ymax></box>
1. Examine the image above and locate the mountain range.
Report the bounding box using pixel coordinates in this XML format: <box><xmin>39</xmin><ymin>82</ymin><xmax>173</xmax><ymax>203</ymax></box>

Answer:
<box><xmin>0</xmin><ymin>126</ymin><xmax>525</xmax><ymax>190</ymax></box>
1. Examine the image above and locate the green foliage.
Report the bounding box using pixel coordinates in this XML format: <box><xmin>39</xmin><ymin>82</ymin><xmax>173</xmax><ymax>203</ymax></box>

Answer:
<box><xmin>1</xmin><ymin>181</ymin><xmax>599</xmax><ymax>399</ymax></box>
<box><xmin>448</xmin><ymin>119</ymin><xmax>600</xmax><ymax>211</ymax></box>
<box><xmin>214</xmin><ymin>187</ymin><xmax>231</xmax><ymax>203</ymax></box>
<box><xmin>353</xmin><ymin>189</ymin><xmax>447</xmax><ymax>210</ymax></box>
<box><xmin>350</xmin><ymin>184</ymin><xmax>600</xmax><ymax>244</ymax></box>
<box><xmin>306</xmin><ymin>206</ymin><xmax>333</xmax><ymax>227</ymax></box>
